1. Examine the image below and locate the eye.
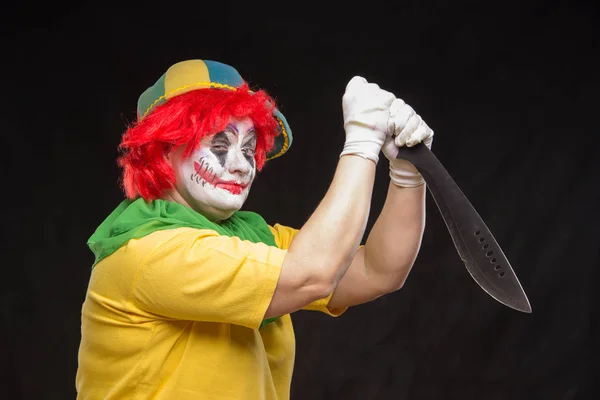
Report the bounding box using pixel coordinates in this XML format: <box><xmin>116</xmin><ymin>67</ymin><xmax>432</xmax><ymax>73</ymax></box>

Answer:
<box><xmin>212</xmin><ymin>144</ymin><xmax>229</xmax><ymax>152</ymax></box>
<box><xmin>242</xmin><ymin>148</ymin><xmax>256</xmax><ymax>157</ymax></box>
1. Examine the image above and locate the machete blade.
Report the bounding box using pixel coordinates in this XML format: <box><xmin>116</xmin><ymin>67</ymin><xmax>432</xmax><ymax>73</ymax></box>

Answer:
<box><xmin>396</xmin><ymin>144</ymin><xmax>532</xmax><ymax>313</ymax></box>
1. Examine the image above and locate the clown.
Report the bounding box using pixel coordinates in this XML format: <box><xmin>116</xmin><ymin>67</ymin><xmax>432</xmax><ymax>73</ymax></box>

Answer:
<box><xmin>76</xmin><ymin>59</ymin><xmax>434</xmax><ymax>399</ymax></box>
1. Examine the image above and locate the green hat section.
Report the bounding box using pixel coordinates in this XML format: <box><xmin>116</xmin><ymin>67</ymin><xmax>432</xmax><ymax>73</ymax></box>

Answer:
<box><xmin>137</xmin><ymin>59</ymin><xmax>292</xmax><ymax>161</ymax></box>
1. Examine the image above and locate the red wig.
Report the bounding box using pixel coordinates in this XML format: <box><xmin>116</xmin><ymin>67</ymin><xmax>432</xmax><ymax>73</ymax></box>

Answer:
<box><xmin>117</xmin><ymin>84</ymin><xmax>280</xmax><ymax>200</ymax></box>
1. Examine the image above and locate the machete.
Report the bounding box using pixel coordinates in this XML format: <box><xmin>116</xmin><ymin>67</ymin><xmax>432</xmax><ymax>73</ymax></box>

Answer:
<box><xmin>396</xmin><ymin>143</ymin><xmax>532</xmax><ymax>313</ymax></box>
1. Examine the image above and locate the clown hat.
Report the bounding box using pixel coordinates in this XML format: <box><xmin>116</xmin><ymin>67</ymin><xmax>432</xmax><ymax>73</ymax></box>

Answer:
<box><xmin>137</xmin><ymin>59</ymin><xmax>292</xmax><ymax>161</ymax></box>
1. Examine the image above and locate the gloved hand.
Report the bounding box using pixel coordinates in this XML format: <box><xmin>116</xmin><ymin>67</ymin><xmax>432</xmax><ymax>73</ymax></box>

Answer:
<box><xmin>382</xmin><ymin>98</ymin><xmax>434</xmax><ymax>187</ymax></box>
<box><xmin>340</xmin><ymin>76</ymin><xmax>396</xmax><ymax>164</ymax></box>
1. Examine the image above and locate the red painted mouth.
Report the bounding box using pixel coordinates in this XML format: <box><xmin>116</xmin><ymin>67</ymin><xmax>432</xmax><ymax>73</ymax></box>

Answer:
<box><xmin>192</xmin><ymin>161</ymin><xmax>249</xmax><ymax>194</ymax></box>
<box><xmin>214</xmin><ymin>180</ymin><xmax>250</xmax><ymax>195</ymax></box>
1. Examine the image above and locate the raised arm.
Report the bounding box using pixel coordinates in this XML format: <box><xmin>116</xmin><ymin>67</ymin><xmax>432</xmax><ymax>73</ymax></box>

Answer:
<box><xmin>328</xmin><ymin>97</ymin><xmax>435</xmax><ymax>308</ymax></box>
<box><xmin>264</xmin><ymin>77</ymin><xmax>395</xmax><ymax>318</ymax></box>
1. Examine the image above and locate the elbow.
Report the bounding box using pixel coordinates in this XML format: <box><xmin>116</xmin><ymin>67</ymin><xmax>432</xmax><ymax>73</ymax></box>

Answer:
<box><xmin>369</xmin><ymin>261</ymin><xmax>414</xmax><ymax>294</ymax></box>
<box><xmin>372</xmin><ymin>276</ymin><xmax>406</xmax><ymax>296</ymax></box>
<box><xmin>387</xmin><ymin>259</ymin><xmax>416</xmax><ymax>292</ymax></box>
<box><xmin>388</xmin><ymin>277</ymin><xmax>407</xmax><ymax>292</ymax></box>
<box><xmin>312</xmin><ymin>271</ymin><xmax>338</xmax><ymax>300</ymax></box>
<box><xmin>312</xmin><ymin>281</ymin><xmax>336</xmax><ymax>303</ymax></box>
<box><xmin>322</xmin><ymin>277</ymin><xmax>339</xmax><ymax>299</ymax></box>
<box><xmin>309</xmin><ymin>261</ymin><xmax>347</xmax><ymax>300</ymax></box>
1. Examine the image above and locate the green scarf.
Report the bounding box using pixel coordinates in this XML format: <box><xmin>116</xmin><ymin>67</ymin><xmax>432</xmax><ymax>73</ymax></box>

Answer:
<box><xmin>87</xmin><ymin>198</ymin><xmax>279</xmax><ymax>328</ymax></box>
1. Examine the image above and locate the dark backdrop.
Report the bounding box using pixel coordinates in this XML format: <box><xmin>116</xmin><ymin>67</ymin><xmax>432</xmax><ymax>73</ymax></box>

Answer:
<box><xmin>3</xmin><ymin>1</ymin><xmax>599</xmax><ymax>399</ymax></box>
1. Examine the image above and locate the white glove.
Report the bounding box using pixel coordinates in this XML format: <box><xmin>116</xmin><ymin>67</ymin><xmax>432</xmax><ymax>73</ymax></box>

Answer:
<box><xmin>382</xmin><ymin>98</ymin><xmax>434</xmax><ymax>187</ymax></box>
<box><xmin>340</xmin><ymin>76</ymin><xmax>395</xmax><ymax>164</ymax></box>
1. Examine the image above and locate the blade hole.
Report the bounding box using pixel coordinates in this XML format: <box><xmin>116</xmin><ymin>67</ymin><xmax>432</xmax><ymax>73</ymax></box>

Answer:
<box><xmin>490</xmin><ymin>257</ymin><xmax>497</xmax><ymax>263</ymax></box>
<box><xmin>499</xmin><ymin>271</ymin><xmax>505</xmax><ymax>277</ymax></box>
<box><xmin>482</xmin><ymin>244</ymin><xmax>489</xmax><ymax>249</ymax></box>
<box><xmin>478</xmin><ymin>237</ymin><xmax>485</xmax><ymax>243</ymax></box>
<box><xmin>494</xmin><ymin>265</ymin><xmax>501</xmax><ymax>270</ymax></box>
<box><xmin>486</xmin><ymin>250</ymin><xmax>494</xmax><ymax>257</ymax></box>
<box><xmin>474</xmin><ymin>231</ymin><xmax>481</xmax><ymax>236</ymax></box>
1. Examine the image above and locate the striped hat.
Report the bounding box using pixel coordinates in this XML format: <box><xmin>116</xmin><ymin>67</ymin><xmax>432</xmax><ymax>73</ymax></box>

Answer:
<box><xmin>137</xmin><ymin>59</ymin><xmax>292</xmax><ymax>161</ymax></box>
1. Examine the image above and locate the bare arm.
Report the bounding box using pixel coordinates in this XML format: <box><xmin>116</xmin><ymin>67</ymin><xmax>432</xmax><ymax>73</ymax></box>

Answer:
<box><xmin>264</xmin><ymin>76</ymin><xmax>395</xmax><ymax>318</ymax></box>
<box><xmin>264</xmin><ymin>155</ymin><xmax>376</xmax><ymax>318</ymax></box>
<box><xmin>328</xmin><ymin>182</ymin><xmax>426</xmax><ymax>308</ymax></box>
<box><xmin>327</xmin><ymin>97</ymin><xmax>434</xmax><ymax>308</ymax></box>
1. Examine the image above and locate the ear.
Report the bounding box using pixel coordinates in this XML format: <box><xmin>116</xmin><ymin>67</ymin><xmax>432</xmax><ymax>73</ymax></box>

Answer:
<box><xmin>164</xmin><ymin>145</ymin><xmax>180</xmax><ymax>168</ymax></box>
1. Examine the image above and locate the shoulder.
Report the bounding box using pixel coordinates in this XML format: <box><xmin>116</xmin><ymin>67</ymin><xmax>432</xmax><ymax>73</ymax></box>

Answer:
<box><xmin>232</xmin><ymin>211</ymin><xmax>299</xmax><ymax>250</ymax></box>
<box><xmin>108</xmin><ymin>227</ymin><xmax>221</xmax><ymax>264</ymax></box>
<box><xmin>267</xmin><ymin>223</ymin><xmax>299</xmax><ymax>250</ymax></box>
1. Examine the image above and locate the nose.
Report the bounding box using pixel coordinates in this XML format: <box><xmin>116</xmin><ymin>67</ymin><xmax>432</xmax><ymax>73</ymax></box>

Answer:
<box><xmin>227</xmin><ymin>148</ymin><xmax>252</xmax><ymax>175</ymax></box>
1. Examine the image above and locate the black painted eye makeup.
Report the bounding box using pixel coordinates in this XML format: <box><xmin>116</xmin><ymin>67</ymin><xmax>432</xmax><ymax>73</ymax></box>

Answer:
<box><xmin>242</xmin><ymin>148</ymin><xmax>256</xmax><ymax>157</ymax></box>
<box><xmin>211</xmin><ymin>131</ymin><xmax>231</xmax><ymax>145</ymax></box>
<box><xmin>242</xmin><ymin>132</ymin><xmax>256</xmax><ymax>148</ymax></box>
<box><xmin>210</xmin><ymin>132</ymin><xmax>230</xmax><ymax>154</ymax></box>
<box><xmin>210</xmin><ymin>132</ymin><xmax>230</xmax><ymax>167</ymax></box>
<box><xmin>240</xmin><ymin>131</ymin><xmax>257</xmax><ymax>165</ymax></box>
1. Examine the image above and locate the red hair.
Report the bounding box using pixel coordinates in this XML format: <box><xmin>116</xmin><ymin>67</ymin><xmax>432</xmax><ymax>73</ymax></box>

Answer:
<box><xmin>117</xmin><ymin>83</ymin><xmax>280</xmax><ymax>200</ymax></box>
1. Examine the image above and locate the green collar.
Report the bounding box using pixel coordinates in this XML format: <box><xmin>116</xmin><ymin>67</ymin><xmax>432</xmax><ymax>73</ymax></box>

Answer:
<box><xmin>88</xmin><ymin>198</ymin><xmax>279</xmax><ymax>329</ymax></box>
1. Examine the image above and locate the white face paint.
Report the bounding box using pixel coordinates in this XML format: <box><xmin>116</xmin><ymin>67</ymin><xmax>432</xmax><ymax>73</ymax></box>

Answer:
<box><xmin>171</xmin><ymin>116</ymin><xmax>257</xmax><ymax>221</ymax></box>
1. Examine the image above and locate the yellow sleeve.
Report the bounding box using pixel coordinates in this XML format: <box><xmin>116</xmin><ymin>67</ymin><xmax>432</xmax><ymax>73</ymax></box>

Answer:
<box><xmin>130</xmin><ymin>227</ymin><xmax>284</xmax><ymax>330</ymax></box>
<box><xmin>268</xmin><ymin>223</ymin><xmax>348</xmax><ymax>317</ymax></box>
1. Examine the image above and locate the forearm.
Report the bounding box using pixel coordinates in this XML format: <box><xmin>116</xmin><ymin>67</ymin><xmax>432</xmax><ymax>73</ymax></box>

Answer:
<box><xmin>265</xmin><ymin>76</ymin><xmax>396</xmax><ymax>317</ymax></box>
<box><xmin>326</xmin><ymin>93</ymin><xmax>434</xmax><ymax>308</ymax></box>
<box><xmin>287</xmin><ymin>155</ymin><xmax>376</xmax><ymax>286</ymax></box>
<box><xmin>363</xmin><ymin>180</ymin><xmax>426</xmax><ymax>290</ymax></box>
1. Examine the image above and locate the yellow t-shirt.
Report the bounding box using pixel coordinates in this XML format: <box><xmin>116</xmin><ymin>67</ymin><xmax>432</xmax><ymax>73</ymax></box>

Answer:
<box><xmin>76</xmin><ymin>223</ymin><xmax>346</xmax><ymax>399</ymax></box>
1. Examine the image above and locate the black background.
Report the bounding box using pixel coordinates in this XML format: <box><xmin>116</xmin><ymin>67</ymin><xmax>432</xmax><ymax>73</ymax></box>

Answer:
<box><xmin>3</xmin><ymin>1</ymin><xmax>599</xmax><ymax>399</ymax></box>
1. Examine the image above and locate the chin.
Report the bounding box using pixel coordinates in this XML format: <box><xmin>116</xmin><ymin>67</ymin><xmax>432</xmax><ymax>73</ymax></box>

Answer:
<box><xmin>189</xmin><ymin>190</ymin><xmax>250</xmax><ymax>221</ymax></box>
<box><xmin>194</xmin><ymin>202</ymin><xmax>241</xmax><ymax>222</ymax></box>
<box><xmin>211</xmin><ymin>211</ymin><xmax>236</xmax><ymax>222</ymax></box>
<box><xmin>216</xmin><ymin>191</ymin><xmax>249</xmax><ymax>213</ymax></box>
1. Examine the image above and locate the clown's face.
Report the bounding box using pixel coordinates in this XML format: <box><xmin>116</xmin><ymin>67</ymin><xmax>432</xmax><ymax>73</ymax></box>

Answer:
<box><xmin>170</xmin><ymin>116</ymin><xmax>257</xmax><ymax>221</ymax></box>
